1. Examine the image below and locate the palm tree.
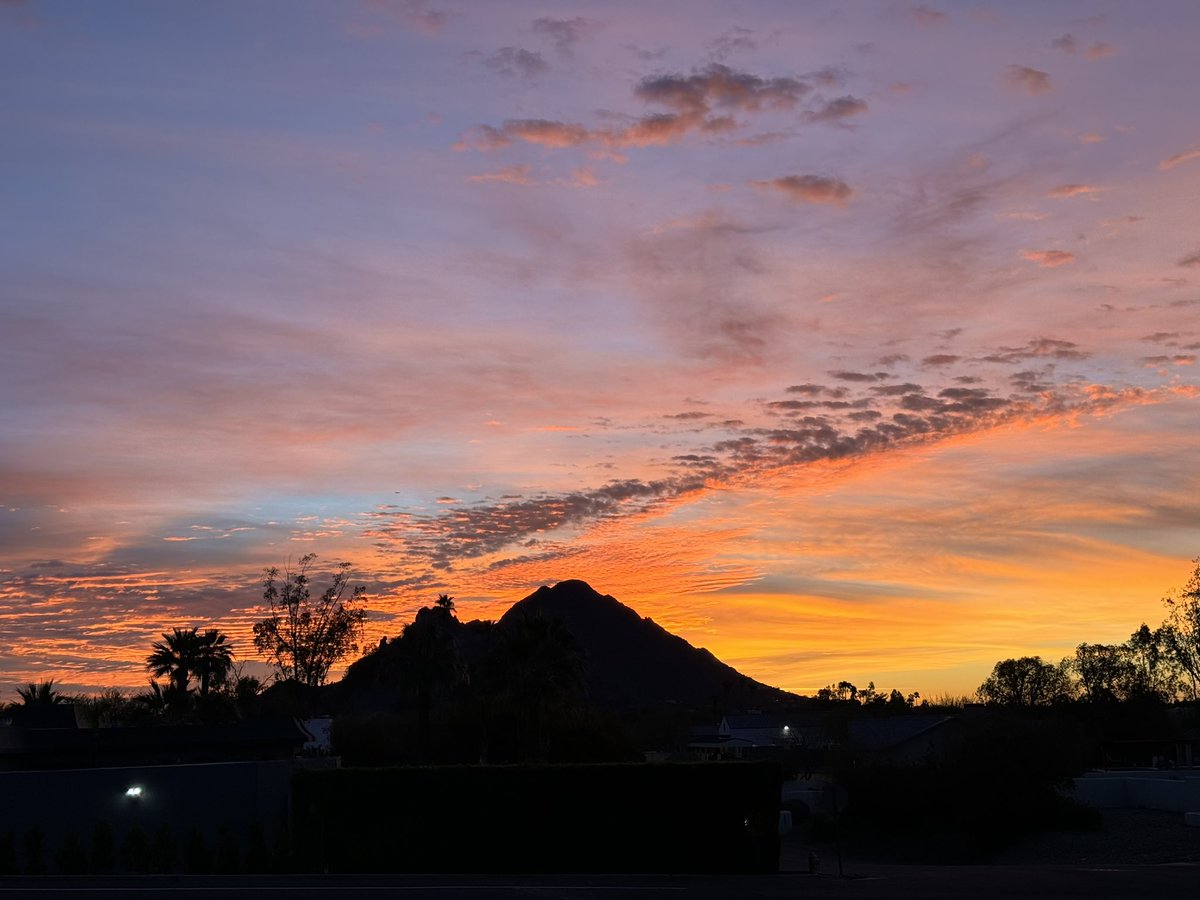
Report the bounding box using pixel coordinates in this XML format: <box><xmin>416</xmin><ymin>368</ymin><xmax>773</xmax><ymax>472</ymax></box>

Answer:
<box><xmin>146</xmin><ymin>626</ymin><xmax>236</xmax><ymax>698</ymax></box>
<box><xmin>16</xmin><ymin>678</ymin><xmax>70</xmax><ymax>706</ymax></box>
<box><xmin>134</xmin><ymin>679</ymin><xmax>191</xmax><ymax>719</ymax></box>
<box><xmin>146</xmin><ymin>627</ymin><xmax>201</xmax><ymax>695</ymax></box>
<box><xmin>193</xmin><ymin>629</ymin><xmax>234</xmax><ymax>696</ymax></box>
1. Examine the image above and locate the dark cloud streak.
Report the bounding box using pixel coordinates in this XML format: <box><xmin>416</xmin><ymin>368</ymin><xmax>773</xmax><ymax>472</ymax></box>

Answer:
<box><xmin>368</xmin><ymin>355</ymin><xmax>1155</xmax><ymax>573</ymax></box>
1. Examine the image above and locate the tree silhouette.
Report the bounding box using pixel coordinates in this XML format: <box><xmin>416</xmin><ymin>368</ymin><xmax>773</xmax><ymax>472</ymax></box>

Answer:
<box><xmin>253</xmin><ymin>554</ymin><xmax>367</xmax><ymax>687</ymax></box>
<box><xmin>1161</xmin><ymin>558</ymin><xmax>1200</xmax><ymax>699</ymax></box>
<box><xmin>398</xmin><ymin>603</ymin><xmax>466</xmax><ymax>759</ymax></box>
<box><xmin>192</xmin><ymin>629</ymin><xmax>234</xmax><ymax>696</ymax></box>
<box><xmin>145</xmin><ymin>626</ymin><xmax>234</xmax><ymax>697</ymax></box>
<box><xmin>977</xmin><ymin>656</ymin><xmax>1073</xmax><ymax>706</ymax></box>
<box><xmin>492</xmin><ymin>610</ymin><xmax>584</xmax><ymax>761</ymax></box>
<box><xmin>1071</xmin><ymin>642</ymin><xmax>1134</xmax><ymax>703</ymax></box>
<box><xmin>135</xmin><ymin>678</ymin><xmax>191</xmax><ymax>718</ymax></box>
<box><xmin>1125</xmin><ymin>623</ymin><xmax>1179</xmax><ymax>701</ymax></box>
<box><xmin>146</xmin><ymin>627</ymin><xmax>201</xmax><ymax>695</ymax></box>
<box><xmin>16</xmin><ymin>679</ymin><xmax>69</xmax><ymax>706</ymax></box>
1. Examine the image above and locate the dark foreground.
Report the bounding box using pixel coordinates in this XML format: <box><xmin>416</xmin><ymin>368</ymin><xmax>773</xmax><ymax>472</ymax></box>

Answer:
<box><xmin>1</xmin><ymin>866</ymin><xmax>1199</xmax><ymax>900</ymax></box>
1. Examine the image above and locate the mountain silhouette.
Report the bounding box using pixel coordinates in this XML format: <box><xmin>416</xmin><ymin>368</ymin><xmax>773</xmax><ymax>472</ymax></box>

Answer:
<box><xmin>338</xmin><ymin>579</ymin><xmax>800</xmax><ymax>714</ymax></box>
<box><xmin>496</xmin><ymin>580</ymin><xmax>799</xmax><ymax>712</ymax></box>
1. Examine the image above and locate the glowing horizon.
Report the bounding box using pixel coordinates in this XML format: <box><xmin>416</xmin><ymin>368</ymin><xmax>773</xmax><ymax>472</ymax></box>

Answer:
<box><xmin>2</xmin><ymin>1</ymin><xmax>1198</xmax><ymax>701</ymax></box>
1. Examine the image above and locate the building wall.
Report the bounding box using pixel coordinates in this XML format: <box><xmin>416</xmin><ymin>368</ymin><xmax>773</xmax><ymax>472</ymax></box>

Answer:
<box><xmin>1071</xmin><ymin>772</ymin><xmax>1200</xmax><ymax>812</ymax></box>
<box><xmin>0</xmin><ymin>759</ymin><xmax>293</xmax><ymax>871</ymax></box>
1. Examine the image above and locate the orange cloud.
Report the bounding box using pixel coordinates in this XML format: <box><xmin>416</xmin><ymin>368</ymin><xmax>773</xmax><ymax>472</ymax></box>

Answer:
<box><xmin>1046</xmin><ymin>183</ymin><xmax>1104</xmax><ymax>198</ymax></box>
<box><xmin>1020</xmin><ymin>249</ymin><xmax>1076</xmax><ymax>267</ymax></box>
<box><xmin>568</xmin><ymin>166</ymin><xmax>598</xmax><ymax>187</ymax></box>
<box><xmin>504</xmin><ymin>119</ymin><xmax>590</xmax><ymax>149</ymax></box>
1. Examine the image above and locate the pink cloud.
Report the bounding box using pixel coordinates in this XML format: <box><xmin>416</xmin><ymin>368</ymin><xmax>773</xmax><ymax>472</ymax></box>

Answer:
<box><xmin>906</xmin><ymin>5</ymin><xmax>948</xmax><ymax>26</ymax></box>
<box><xmin>568</xmin><ymin>167</ymin><xmax>599</xmax><ymax>188</ymax></box>
<box><xmin>467</xmin><ymin>164</ymin><xmax>533</xmax><ymax>185</ymax></box>
<box><xmin>1159</xmin><ymin>149</ymin><xmax>1200</xmax><ymax>171</ymax></box>
<box><xmin>385</xmin><ymin>0</ymin><xmax>449</xmax><ymax>36</ymax></box>
<box><xmin>1046</xmin><ymin>183</ymin><xmax>1104</xmax><ymax>198</ymax></box>
<box><xmin>611</xmin><ymin>112</ymin><xmax>703</xmax><ymax>148</ymax></box>
<box><xmin>1020</xmin><ymin>249</ymin><xmax>1076</xmax><ymax>268</ymax></box>
<box><xmin>751</xmin><ymin>174</ymin><xmax>854</xmax><ymax>206</ymax></box>
<box><xmin>504</xmin><ymin>118</ymin><xmax>590</xmax><ymax>149</ymax></box>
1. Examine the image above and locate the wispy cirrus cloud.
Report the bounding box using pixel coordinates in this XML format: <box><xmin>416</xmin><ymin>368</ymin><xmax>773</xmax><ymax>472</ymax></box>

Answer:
<box><xmin>355</xmin><ymin>0</ymin><xmax>450</xmax><ymax>37</ymax></box>
<box><xmin>624</xmin><ymin>212</ymin><xmax>784</xmax><ymax>364</ymax></box>
<box><xmin>531</xmin><ymin>15</ymin><xmax>601</xmax><ymax>56</ymax></box>
<box><xmin>1051</xmin><ymin>34</ymin><xmax>1116</xmax><ymax>59</ymax></box>
<box><xmin>467</xmin><ymin>163</ymin><xmax>533</xmax><ymax>185</ymax></box>
<box><xmin>708</xmin><ymin>26</ymin><xmax>756</xmax><ymax>60</ymax></box>
<box><xmin>1047</xmin><ymin>183</ymin><xmax>1104</xmax><ymax>198</ymax></box>
<box><xmin>365</xmin><ymin>361</ymin><xmax>1180</xmax><ymax>573</ymax></box>
<box><xmin>1160</xmin><ymin>149</ymin><xmax>1200</xmax><ymax>171</ymax></box>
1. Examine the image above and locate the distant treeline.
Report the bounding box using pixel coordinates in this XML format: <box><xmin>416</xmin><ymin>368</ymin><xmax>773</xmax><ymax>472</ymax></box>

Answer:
<box><xmin>816</xmin><ymin>557</ymin><xmax>1200</xmax><ymax>709</ymax></box>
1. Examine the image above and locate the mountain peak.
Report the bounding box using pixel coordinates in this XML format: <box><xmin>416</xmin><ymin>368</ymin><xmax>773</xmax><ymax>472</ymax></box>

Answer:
<box><xmin>528</xmin><ymin>579</ymin><xmax>610</xmax><ymax>602</ymax></box>
<box><xmin>499</xmin><ymin>580</ymin><xmax>798</xmax><ymax>712</ymax></box>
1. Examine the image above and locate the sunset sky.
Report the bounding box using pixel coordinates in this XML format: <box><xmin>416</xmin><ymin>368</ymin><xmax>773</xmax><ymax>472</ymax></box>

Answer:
<box><xmin>2</xmin><ymin>1</ymin><xmax>1199</xmax><ymax>701</ymax></box>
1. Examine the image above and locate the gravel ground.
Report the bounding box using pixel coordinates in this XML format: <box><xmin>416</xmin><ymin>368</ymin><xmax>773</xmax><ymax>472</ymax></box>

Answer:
<box><xmin>989</xmin><ymin>808</ymin><xmax>1200</xmax><ymax>866</ymax></box>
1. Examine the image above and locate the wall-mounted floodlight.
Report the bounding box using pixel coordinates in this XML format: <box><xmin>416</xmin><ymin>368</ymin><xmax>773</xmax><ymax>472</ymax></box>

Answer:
<box><xmin>125</xmin><ymin>785</ymin><xmax>144</xmax><ymax>799</ymax></box>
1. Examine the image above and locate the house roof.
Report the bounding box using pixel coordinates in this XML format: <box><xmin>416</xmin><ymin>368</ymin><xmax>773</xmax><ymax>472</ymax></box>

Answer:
<box><xmin>847</xmin><ymin>715</ymin><xmax>955</xmax><ymax>751</ymax></box>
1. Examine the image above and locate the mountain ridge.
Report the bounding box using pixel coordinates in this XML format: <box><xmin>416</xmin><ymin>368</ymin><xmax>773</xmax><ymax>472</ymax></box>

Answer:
<box><xmin>342</xmin><ymin>578</ymin><xmax>801</xmax><ymax>714</ymax></box>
